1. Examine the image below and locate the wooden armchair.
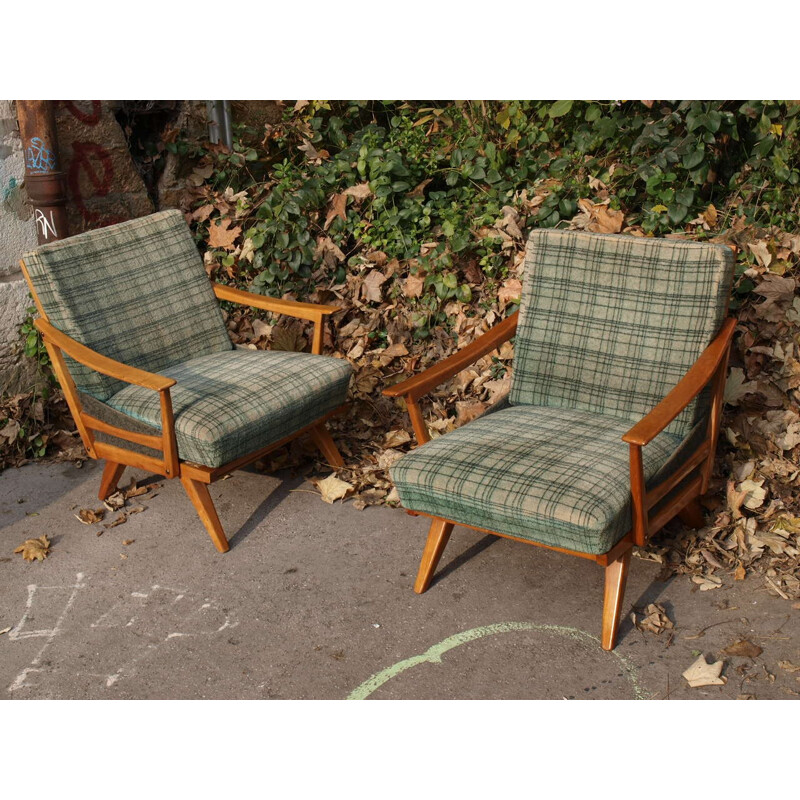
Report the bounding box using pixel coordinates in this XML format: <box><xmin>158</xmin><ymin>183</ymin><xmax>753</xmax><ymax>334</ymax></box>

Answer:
<box><xmin>384</xmin><ymin>229</ymin><xmax>735</xmax><ymax>650</ymax></box>
<box><xmin>21</xmin><ymin>210</ymin><xmax>351</xmax><ymax>552</ymax></box>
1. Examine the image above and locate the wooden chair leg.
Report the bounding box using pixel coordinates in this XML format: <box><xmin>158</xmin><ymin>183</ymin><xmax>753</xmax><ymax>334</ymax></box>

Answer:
<box><xmin>601</xmin><ymin>547</ymin><xmax>632</xmax><ymax>651</ymax></box>
<box><xmin>414</xmin><ymin>517</ymin><xmax>454</xmax><ymax>594</ymax></box>
<box><xmin>180</xmin><ymin>476</ymin><xmax>230</xmax><ymax>553</ymax></box>
<box><xmin>678</xmin><ymin>497</ymin><xmax>705</xmax><ymax>529</ymax></box>
<box><xmin>310</xmin><ymin>423</ymin><xmax>345</xmax><ymax>468</ymax></box>
<box><xmin>98</xmin><ymin>461</ymin><xmax>126</xmax><ymax>500</ymax></box>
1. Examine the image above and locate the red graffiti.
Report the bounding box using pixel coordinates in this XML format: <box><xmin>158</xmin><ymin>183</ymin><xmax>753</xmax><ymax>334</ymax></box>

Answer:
<box><xmin>68</xmin><ymin>141</ymin><xmax>122</xmax><ymax>227</ymax></box>
<box><xmin>62</xmin><ymin>100</ymin><xmax>102</xmax><ymax>126</ymax></box>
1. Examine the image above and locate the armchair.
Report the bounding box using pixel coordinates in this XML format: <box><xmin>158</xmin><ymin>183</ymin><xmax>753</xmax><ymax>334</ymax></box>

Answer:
<box><xmin>384</xmin><ymin>229</ymin><xmax>735</xmax><ymax>649</ymax></box>
<box><xmin>21</xmin><ymin>210</ymin><xmax>352</xmax><ymax>552</ymax></box>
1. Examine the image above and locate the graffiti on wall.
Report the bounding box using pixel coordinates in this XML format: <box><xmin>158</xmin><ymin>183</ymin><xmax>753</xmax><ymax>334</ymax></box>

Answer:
<box><xmin>61</xmin><ymin>101</ymin><xmax>123</xmax><ymax>229</ymax></box>
<box><xmin>34</xmin><ymin>208</ymin><xmax>58</xmax><ymax>240</ymax></box>
<box><xmin>24</xmin><ymin>136</ymin><xmax>57</xmax><ymax>174</ymax></box>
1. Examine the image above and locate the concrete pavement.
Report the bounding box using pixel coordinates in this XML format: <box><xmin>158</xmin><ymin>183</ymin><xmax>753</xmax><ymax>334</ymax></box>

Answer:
<box><xmin>1</xmin><ymin>459</ymin><xmax>798</xmax><ymax>700</ymax></box>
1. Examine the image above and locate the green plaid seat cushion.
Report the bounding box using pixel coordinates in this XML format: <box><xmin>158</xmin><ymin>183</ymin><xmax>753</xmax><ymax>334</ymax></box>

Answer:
<box><xmin>391</xmin><ymin>406</ymin><xmax>683</xmax><ymax>555</ymax></box>
<box><xmin>23</xmin><ymin>210</ymin><xmax>232</xmax><ymax>401</ymax></box>
<box><xmin>105</xmin><ymin>349</ymin><xmax>352</xmax><ymax>467</ymax></box>
<box><xmin>510</xmin><ymin>230</ymin><xmax>734</xmax><ymax>438</ymax></box>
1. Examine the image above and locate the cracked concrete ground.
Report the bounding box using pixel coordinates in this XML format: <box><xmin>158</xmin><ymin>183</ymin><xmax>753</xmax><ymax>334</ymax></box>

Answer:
<box><xmin>1</xmin><ymin>459</ymin><xmax>798</xmax><ymax>700</ymax></box>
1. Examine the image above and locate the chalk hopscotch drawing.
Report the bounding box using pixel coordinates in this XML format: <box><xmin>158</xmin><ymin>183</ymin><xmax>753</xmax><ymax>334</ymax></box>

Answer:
<box><xmin>6</xmin><ymin>579</ymin><xmax>236</xmax><ymax>695</ymax></box>
<box><xmin>86</xmin><ymin>584</ymin><xmax>237</xmax><ymax>688</ymax></box>
<box><xmin>7</xmin><ymin>572</ymin><xmax>86</xmax><ymax>693</ymax></box>
<box><xmin>25</xmin><ymin>136</ymin><xmax>57</xmax><ymax>174</ymax></box>
<box><xmin>34</xmin><ymin>208</ymin><xmax>58</xmax><ymax>240</ymax></box>
<box><xmin>346</xmin><ymin>621</ymin><xmax>650</xmax><ymax>700</ymax></box>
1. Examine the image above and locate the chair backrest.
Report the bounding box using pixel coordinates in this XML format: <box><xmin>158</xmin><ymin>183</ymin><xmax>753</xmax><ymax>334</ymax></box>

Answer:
<box><xmin>23</xmin><ymin>209</ymin><xmax>232</xmax><ymax>401</ymax></box>
<box><xmin>509</xmin><ymin>229</ymin><xmax>734</xmax><ymax>438</ymax></box>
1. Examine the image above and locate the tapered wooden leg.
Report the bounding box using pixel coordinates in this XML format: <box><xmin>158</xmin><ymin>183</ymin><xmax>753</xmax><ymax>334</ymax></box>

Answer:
<box><xmin>180</xmin><ymin>476</ymin><xmax>230</xmax><ymax>553</ymax></box>
<box><xmin>414</xmin><ymin>517</ymin><xmax>454</xmax><ymax>594</ymax></box>
<box><xmin>98</xmin><ymin>461</ymin><xmax>126</xmax><ymax>501</ymax></box>
<box><xmin>310</xmin><ymin>423</ymin><xmax>345</xmax><ymax>468</ymax></box>
<box><xmin>601</xmin><ymin>547</ymin><xmax>632</xmax><ymax>651</ymax></box>
<box><xmin>678</xmin><ymin>498</ymin><xmax>705</xmax><ymax>529</ymax></box>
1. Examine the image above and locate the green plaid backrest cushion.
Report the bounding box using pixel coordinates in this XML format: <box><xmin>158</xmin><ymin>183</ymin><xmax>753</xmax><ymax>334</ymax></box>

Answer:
<box><xmin>23</xmin><ymin>210</ymin><xmax>232</xmax><ymax>401</ymax></box>
<box><xmin>509</xmin><ymin>229</ymin><xmax>734</xmax><ymax>438</ymax></box>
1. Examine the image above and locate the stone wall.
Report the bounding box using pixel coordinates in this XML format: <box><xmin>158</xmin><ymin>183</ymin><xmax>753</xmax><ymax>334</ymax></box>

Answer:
<box><xmin>55</xmin><ymin>101</ymin><xmax>154</xmax><ymax>235</ymax></box>
<box><xmin>1</xmin><ymin>100</ymin><xmax>283</xmax><ymax>394</ymax></box>
<box><xmin>0</xmin><ymin>100</ymin><xmax>40</xmax><ymax>393</ymax></box>
<box><xmin>0</xmin><ymin>100</ymin><xmax>157</xmax><ymax>394</ymax></box>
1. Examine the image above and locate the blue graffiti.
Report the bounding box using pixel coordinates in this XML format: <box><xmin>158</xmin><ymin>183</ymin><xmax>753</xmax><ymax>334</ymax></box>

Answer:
<box><xmin>2</xmin><ymin>176</ymin><xmax>18</xmax><ymax>202</ymax></box>
<box><xmin>25</xmin><ymin>137</ymin><xmax>56</xmax><ymax>174</ymax></box>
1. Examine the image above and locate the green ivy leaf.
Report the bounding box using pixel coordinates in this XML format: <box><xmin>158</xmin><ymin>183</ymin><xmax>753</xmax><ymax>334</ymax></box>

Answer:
<box><xmin>548</xmin><ymin>100</ymin><xmax>574</xmax><ymax>119</ymax></box>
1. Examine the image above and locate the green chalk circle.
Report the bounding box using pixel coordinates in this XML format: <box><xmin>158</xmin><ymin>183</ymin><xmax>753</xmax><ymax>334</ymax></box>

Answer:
<box><xmin>347</xmin><ymin>621</ymin><xmax>649</xmax><ymax>700</ymax></box>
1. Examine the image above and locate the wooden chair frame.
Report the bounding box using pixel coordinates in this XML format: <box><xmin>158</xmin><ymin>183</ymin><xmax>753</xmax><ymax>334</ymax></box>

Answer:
<box><xmin>383</xmin><ymin>311</ymin><xmax>737</xmax><ymax>650</ymax></box>
<box><xmin>21</xmin><ymin>260</ymin><xmax>348</xmax><ymax>553</ymax></box>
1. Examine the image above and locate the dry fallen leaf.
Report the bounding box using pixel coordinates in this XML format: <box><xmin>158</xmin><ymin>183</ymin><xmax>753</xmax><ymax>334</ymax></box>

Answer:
<box><xmin>634</xmin><ymin>603</ymin><xmax>675</xmax><ymax>635</ymax></box>
<box><xmin>343</xmin><ymin>183</ymin><xmax>372</xmax><ymax>201</ymax></box>
<box><xmin>122</xmin><ymin>539</ymin><xmax>135</xmax><ymax>546</ymax></box>
<box><xmin>316</xmin><ymin>474</ymin><xmax>354</xmax><ymax>504</ymax></box>
<box><xmin>14</xmin><ymin>535</ymin><xmax>51</xmax><ymax>562</ymax></box>
<box><xmin>76</xmin><ymin>507</ymin><xmax>106</xmax><ymax>525</ymax></box>
<box><xmin>721</xmin><ymin>639</ymin><xmax>763</xmax><ymax>659</ymax></box>
<box><xmin>683</xmin><ymin>655</ymin><xmax>727</xmax><ymax>687</ymax></box>
<box><xmin>103</xmin><ymin>513</ymin><xmax>128</xmax><ymax>529</ymax></box>
<box><xmin>361</xmin><ymin>270</ymin><xmax>387</xmax><ymax>303</ymax></box>
<box><xmin>207</xmin><ymin>217</ymin><xmax>242</xmax><ymax>250</ymax></box>
<box><xmin>403</xmin><ymin>274</ymin><xmax>425</xmax><ymax>298</ymax></box>
<box><xmin>272</xmin><ymin>326</ymin><xmax>306</xmax><ymax>352</ymax></box>
<box><xmin>324</xmin><ymin>193</ymin><xmax>348</xmax><ymax>230</ymax></box>
<box><xmin>104</xmin><ymin>491</ymin><xmax>125</xmax><ymax>512</ymax></box>
<box><xmin>692</xmin><ymin>575</ymin><xmax>722</xmax><ymax>591</ymax></box>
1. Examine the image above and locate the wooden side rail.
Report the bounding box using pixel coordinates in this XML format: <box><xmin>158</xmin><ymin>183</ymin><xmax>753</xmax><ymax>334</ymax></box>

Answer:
<box><xmin>383</xmin><ymin>311</ymin><xmax>519</xmax><ymax>444</ymax></box>
<box><xmin>212</xmin><ymin>282</ymin><xmax>340</xmax><ymax>355</ymax></box>
<box><xmin>34</xmin><ymin>318</ymin><xmax>179</xmax><ymax>477</ymax></box>
<box><xmin>624</xmin><ymin>317</ymin><xmax>737</xmax><ymax>546</ymax></box>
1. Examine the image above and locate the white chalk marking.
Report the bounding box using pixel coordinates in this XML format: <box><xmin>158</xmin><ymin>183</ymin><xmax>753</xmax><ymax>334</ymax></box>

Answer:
<box><xmin>7</xmin><ymin>573</ymin><xmax>86</xmax><ymax>693</ymax></box>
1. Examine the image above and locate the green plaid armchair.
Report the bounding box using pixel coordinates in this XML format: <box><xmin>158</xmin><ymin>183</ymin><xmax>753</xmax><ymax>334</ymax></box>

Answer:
<box><xmin>22</xmin><ymin>210</ymin><xmax>352</xmax><ymax>552</ymax></box>
<box><xmin>385</xmin><ymin>229</ymin><xmax>735</xmax><ymax>649</ymax></box>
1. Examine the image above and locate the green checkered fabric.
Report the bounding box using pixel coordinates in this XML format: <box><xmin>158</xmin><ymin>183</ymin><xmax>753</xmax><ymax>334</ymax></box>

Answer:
<box><xmin>392</xmin><ymin>230</ymin><xmax>733</xmax><ymax>554</ymax></box>
<box><xmin>391</xmin><ymin>406</ymin><xmax>683</xmax><ymax>555</ymax></box>
<box><xmin>106</xmin><ymin>349</ymin><xmax>352</xmax><ymax>467</ymax></box>
<box><xmin>510</xmin><ymin>229</ymin><xmax>733</xmax><ymax>437</ymax></box>
<box><xmin>23</xmin><ymin>210</ymin><xmax>232</xmax><ymax>401</ymax></box>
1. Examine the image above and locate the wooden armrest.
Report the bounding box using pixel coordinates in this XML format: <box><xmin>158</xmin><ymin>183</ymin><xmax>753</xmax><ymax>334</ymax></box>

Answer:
<box><xmin>383</xmin><ymin>311</ymin><xmax>519</xmax><ymax>403</ymax></box>
<box><xmin>623</xmin><ymin>317</ymin><xmax>737</xmax><ymax>446</ymax></box>
<box><xmin>34</xmin><ymin>318</ymin><xmax>176</xmax><ymax>392</ymax></box>
<box><xmin>212</xmin><ymin>282</ymin><xmax>339</xmax><ymax>323</ymax></box>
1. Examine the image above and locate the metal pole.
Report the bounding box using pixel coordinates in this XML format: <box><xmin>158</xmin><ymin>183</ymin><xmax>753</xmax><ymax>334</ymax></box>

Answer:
<box><xmin>15</xmin><ymin>100</ymin><xmax>69</xmax><ymax>244</ymax></box>
<box><xmin>206</xmin><ymin>100</ymin><xmax>233</xmax><ymax>150</ymax></box>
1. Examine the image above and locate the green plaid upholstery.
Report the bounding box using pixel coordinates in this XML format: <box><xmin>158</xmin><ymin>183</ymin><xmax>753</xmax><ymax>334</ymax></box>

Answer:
<box><xmin>23</xmin><ymin>210</ymin><xmax>232</xmax><ymax>401</ymax></box>
<box><xmin>392</xmin><ymin>230</ymin><xmax>734</xmax><ymax>555</ymax></box>
<box><xmin>510</xmin><ymin>229</ymin><xmax>733</xmax><ymax>438</ymax></box>
<box><xmin>391</xmin><ymin>406</ymin><xmax>682</xmax><ymax>555</ymax></box>
<box><xmin>106</xmin><ymin>349</ymin><xmax>352</xmax><ymax>467</ymax></box>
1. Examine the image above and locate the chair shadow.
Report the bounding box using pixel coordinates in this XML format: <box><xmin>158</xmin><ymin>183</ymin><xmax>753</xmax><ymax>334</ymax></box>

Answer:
<box><xmin>432</xmin><ymin>533</ymin><xmax>498</xmax><ymax>586</ymax></box>
<box><xmin>617</xmin><ymin>571</ymin><xmax>676</xmax><ymax>645</ymax></box>
<box><xmin>133</xmin><ymin>469</ymin><xmax>304</xmax><ymax>551</ymax></box>
<box><xmin>227</xmin><ymin>472</ymin><xmax>306</xmax><ymax>549</ymax></box>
